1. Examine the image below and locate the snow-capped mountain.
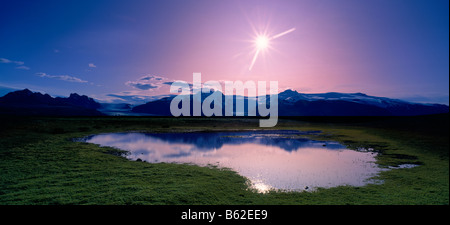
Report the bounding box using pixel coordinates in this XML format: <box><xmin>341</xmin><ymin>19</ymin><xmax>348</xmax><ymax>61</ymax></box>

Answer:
<box><xmin>131</xmin><ymin>89</ymin><xmax>449</xmax><ymax>116</ymax></box>
<box><xmin>279</xmin><ymin>89</ymin><xmax>409</xmax><ymax>108</ymax></box>
<box><xmin>1</xmin><ymin>89</ymin><xmax>447</xmax><ymax>116</ymax></box>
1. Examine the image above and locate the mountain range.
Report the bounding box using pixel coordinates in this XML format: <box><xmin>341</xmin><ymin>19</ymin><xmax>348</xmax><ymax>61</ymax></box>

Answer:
<box><xmin>0</xmin><ymin>89</ymin><xmax>103</xmax><ymax>116</ymax></box>
<box><xmin>132</xmin><ymin>89</ymin><xmax>449</xmax><ymax>116</ymax></box>
<box><xmin>0</xmin><ymin>89</ymin><xmax>448</xmax><ymax>116</ymax></box>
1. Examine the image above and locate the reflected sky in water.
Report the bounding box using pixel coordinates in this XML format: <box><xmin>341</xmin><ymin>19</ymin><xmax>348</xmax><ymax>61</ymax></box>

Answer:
<box><xmin>85</xmin><ymin>130</ymin><xmax>381</xmax><ymax>192</ymax></box>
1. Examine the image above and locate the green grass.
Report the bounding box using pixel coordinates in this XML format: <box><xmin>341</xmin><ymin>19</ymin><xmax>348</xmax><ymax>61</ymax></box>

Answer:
<box><xmin>0</xmin><ymin>115</ymin><xmax>448</xmax><ymax>205</ymax></box>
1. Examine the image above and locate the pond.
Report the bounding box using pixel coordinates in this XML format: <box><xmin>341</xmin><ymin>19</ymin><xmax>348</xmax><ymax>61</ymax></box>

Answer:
<box><xmin>84</xmin><ymin>130</ymin><xmax>382</xmax><ymax>192</ymax></box>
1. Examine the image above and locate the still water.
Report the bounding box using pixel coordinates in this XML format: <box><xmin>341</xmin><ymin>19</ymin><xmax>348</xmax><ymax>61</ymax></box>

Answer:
<box><xmin>84</xmin><ymin>130</ymin><xmax>382</xmax><ymax>192</ymax></box>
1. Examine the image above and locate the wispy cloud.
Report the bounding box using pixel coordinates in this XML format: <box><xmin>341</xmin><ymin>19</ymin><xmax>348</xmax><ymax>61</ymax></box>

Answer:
<box><xmin>1</xmin><ymin>57</ymin><xmax>29</xmax><ymax>70</ymax></box>
<box><xmin>88</xmin><ymin>63</ymin><xmax>96</xmax><ymax>68</ymax></box>
<box><xmin>126</xmin><ymin>82</ymin><xmax>159</xmax><ymax>90</ymax></box>
<box><xmin>36</xmin><ymin>72</ymin><xmax>88</xmax><ymax>83</ymax></box>
<box><xmin>126</xmin><ymin>75</ymin><xmax>167</xmax><ymax>90</ymax></box>
<box><xmin>105</xmin><ymin>93</ymin><xmax>167</xmax><ymax>104</ymax></box>
<box><xmin>140</xmin><ymin>75</ymin><xmax>163</xmax><ymax>81</ymax></box>
<box><xmin>102</xmin><ymin>75</ymin><xmax>181</xmax><ymax>104</ymax></box>
<box><xmin>0</xmin><ymin>57</ymin><xmax>24</xmax><ymax>65</ymax></box>
<box><xmin>16</xmin><ymin>66</ymin><xmax>30</xmax><ymax>70</ymax></box>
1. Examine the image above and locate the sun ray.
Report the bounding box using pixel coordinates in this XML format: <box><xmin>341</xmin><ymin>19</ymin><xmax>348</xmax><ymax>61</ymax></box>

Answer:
<box><xmin>270</xmin><ymin>28</ymin><xmax>296</xmax><ymax>40</ymax></box>
<box><xmin>249</xmin><ymin>49</ymin><xmax>261</xmax><ymax>71</ymax></box>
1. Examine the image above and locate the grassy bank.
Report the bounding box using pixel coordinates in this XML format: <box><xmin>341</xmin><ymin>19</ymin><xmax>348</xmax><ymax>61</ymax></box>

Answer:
<box><xmin>0</xmin><ymin>115</ymin><xmax>448</xmax><ymax>204</ymax></box>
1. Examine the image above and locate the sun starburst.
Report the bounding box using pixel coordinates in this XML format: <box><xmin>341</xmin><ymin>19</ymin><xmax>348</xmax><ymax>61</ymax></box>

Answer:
<box><xmin>255</xmin><ymin>35</ymin><xmax>270</xmax><ymax>51</ymax></box>
<box><xmin>248</xmin><ymin>28</ymin><xmax>296</xmax><ymax>71</ymax></box>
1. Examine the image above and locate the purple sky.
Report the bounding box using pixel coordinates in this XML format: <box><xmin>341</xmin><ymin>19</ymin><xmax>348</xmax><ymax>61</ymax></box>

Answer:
<box><xmin>0</xmin><ymin>0</ymin><xmax>448</xmax><ymax>105</ymax></box>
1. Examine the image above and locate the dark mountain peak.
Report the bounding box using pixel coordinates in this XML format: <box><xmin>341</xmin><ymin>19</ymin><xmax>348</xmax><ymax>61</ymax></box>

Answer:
<box><xmin>20</xmin><ymin>88</ymin><xmax>33</xmax><ymax>95</ymax></box>
<box><xmin>279</xmin><ymin>89</ymin><xmax>300</xmax><ymax>97</ymax></box>
<box><xmin>282</xmin><ymin>89</ymin><xmax>298</xmax><ymax>93</ymax></box>
<box><xmin>67</xmin><ymin>93</ymin><xmax>91</xmax><ymax>102</ymax></box>
<box><xmin>63</xmin><ymin>93</ymin><xmax>101</xmax><ymax>109</ymax></box>
<box><xmin>279</xmin><ymin>89</ymin><xmax>305</xmax><ymax>102</ymax></box>
<box><xmin>69</xmin><ymin>93</ymin><xmax>81</xmax><ymax>98</ymax></box>
<box><xmin>5</xmin><ymin>88</ymin><xmax>33</xmax><ymax>97</ymax></box>
<box><xmin>0</xmin><ymin>89</ymin><xmax>103</xmax><ymax>116</ymax></box>
<box><xmin>0</xmin><ymin>89</ymin><xmax>54</xmax><ymax>104</ymax></box>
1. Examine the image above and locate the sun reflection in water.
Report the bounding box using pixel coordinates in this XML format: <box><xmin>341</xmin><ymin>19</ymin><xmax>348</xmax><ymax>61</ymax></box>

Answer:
<box><xmin>84</xmin><ymin>130</ymin><xmax>383</xmax><ymax>192</ymax></box>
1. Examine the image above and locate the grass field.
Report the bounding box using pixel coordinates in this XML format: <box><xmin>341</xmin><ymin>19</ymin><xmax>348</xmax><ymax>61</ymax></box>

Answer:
<box><xmin>0</xmin><ymin>115</ymin><xmax>448</xmax><ymax>205</ymax></box>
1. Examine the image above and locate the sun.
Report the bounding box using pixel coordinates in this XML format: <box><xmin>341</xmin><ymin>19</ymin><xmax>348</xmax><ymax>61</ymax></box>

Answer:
<box><xmin>255</xmin><ymin>35</ymin><xmax>270</xmax><ymax>51</ymax></box>
<box><xmin>248</xmin><ymin>28</ymin><xmax>296</xmax><ymax>71</ymax></box>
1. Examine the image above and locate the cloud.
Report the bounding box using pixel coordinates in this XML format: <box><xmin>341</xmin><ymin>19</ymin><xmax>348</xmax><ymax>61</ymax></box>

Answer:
<box><xmin>36</xmin><ymin>72</ymin><xmax>88</xmax><ymax>83</ymax></box>
<box><xmin>104</xmin><ymin>74</ymin><xmax>178</xmax><ymax>104</ymax></box>
<box><xmin>139</xmin><ymin>75</ymin><xmax>163</xmax><ymax>81</ymax></box>
<box><xmin>88</xmin><ymin>63</ymin><xmax>96</xmax><ymax>68</ymax></box>
<box><xmin>0</xmin><ymin>57</ymin><xmax>25</xmax><ymax>66</ymax></box>
<box><xmin>125</xmin><ymin>75</ymin><xmax>168</xmax><ymax>90</ymax></box>
<box><xmin>0</xmin><ymin>58</ymin><xmax>12</xmax><ymax>63</ymax></box>
<box><xmin>104</xmin><ymin>92</ymin><xmax>172</xmax><ymax>104</ymax></box>
<box><xmin>162</xmin><ymin>81</ymin><xmax>193</xmax><ymax>88</ymax></box>
<box><xmin>126</xmin><ymin>82</ymin><xmax>159</xmax><ymax>90</ymax></box>
<box><xmin>16</xmin><ymin>66</ymin><xmax>30</xmax><ymax>70</ymax></box>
